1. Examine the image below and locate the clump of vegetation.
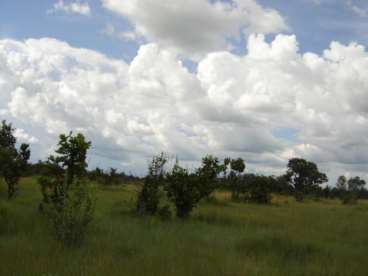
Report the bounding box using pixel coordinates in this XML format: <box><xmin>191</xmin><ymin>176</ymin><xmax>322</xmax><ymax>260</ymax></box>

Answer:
<box><xmin>165</xmin><ymin>161</ymin><xmax>200</xmax><ymax>218</ymax></box>
<box><xmin>45</xmin><ymin>180</ymin><xmax>96</xmax><ymax>247</ymax></box>
<box><xmin>38</xmin><ymin>132</ymin><xmax>95</xmax><ymax>247</ymax></box>
<box><xmin>158</xmin><ymin>204</ymin><xmax>172</xmax><ymax>221</ymax></box>
<box><xmin>136</xmin><ymin>153</ymin><xmax>167</xmax><ymax>215</ymax></box>
<box><xmin>0</xmin><ymin>120</ymin><xmax>30</xmax><ymax>199</ymax></box>
<box><xmin>285</xmin><ymin>158</ymin><xmax>328</xmax><ymax>202</ymax></box>
<box><xmin>196</xmin><ymin>155</ymin><xmax>224</xmax><ymax>199</ymax></box>
<box><xmin>339</xmin><ymin>176</ymin><xmax>366</xmax><ymax>205</ymax></box>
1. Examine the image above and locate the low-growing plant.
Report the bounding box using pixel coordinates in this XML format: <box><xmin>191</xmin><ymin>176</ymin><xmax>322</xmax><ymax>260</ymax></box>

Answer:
<box><xmin>158</xmin><ymin>204</ymin><xmax>172</xmax><ymax>221</ymax></box>
<box><xmin>165</xmin><ymin>162</ymin><xmax>201</xmax><ymax>218</ymax></box>
<box><xmin>137</xmin><ymin>153</ymin><xmax>167</xmax><ymax>215</ymax></box>
<box><xmin>44</xmin><ymin>181</ymin><xmax>96</xmax><ymax>247</ymax></box>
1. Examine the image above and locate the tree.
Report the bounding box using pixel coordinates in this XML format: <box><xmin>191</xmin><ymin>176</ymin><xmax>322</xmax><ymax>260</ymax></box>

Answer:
<box><xmin>165</xmin><ymin>161</ymin><xmax>200</xmax><ymax>218</ymax></box>
<box><xmin>341</xmin><ymin>176</ymin><xmax>367</xmax><ymax>205</ymax></box>
<box><xmin>0</xmin><ymin>120</ymin><xmax>30</xmax><ymax>199</ymax></box>
<box><xmin>196</xmin><ymin>155</ymin><xmax>223</xmax><ymax>199</ymax></box>
<box><xmin>49</xmin><ymin>132</ymin><xmax>91</xmax><ymax>187</ymax></box>
<box><xmin>224</xmin><ymin>158</ymin><xmax>246</xmax><ymax>200</ymax></box>
<box><xmin>285</xmin><ymin>158</ymin><xmax>328</xmax><ymax>201</ymax></box>
<box><xmin>137</xmin><ymin>153</ymin><xmax>167</xmax><ymax>215</ymax></box>
<box><xmin>336</xmin><ymin>175</ymin><xmax>347</xmax><ymax>191</ymax></box>
<box><xmin>38</xmin><ymin>132</ymin><xmax>95</xmax><ymax>247</ymax></box>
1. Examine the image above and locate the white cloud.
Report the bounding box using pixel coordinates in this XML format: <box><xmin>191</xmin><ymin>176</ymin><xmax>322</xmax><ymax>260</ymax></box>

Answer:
<box><xmin>48</xmin><ymin>0</ymin><xmax>91</xmax><ymax>16</ymax></box>
<box><xmin>101</xmin><ymin>0</ymin><xmax>288</xmax><ymax>59</ymax></box>
<box><xmin>1</xmin><ymin>35</ymin><xmax>368</xmax><ymax>182</ymax></box>
<box><xmin>346</xmin><ymin>0</ymin><xmax>368</xmax><ymax>17</ymax></box>
<box><xmin>14</xmin><ymin>128</ymin><xmax>39</xmax><ymax>144</ymax></box>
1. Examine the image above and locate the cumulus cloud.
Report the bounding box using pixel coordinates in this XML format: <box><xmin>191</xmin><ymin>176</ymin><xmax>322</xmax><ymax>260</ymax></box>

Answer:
<box><xmin>346</xmin><ymin>0</ymin><xmax>368</xmax><ymax>17</ymax></box>
<box><xmin>101</xmin><ymin>0</ymin><xmax>288</xmax><ymax>59</ymax></box>
<box><xmin>0</xmin><ymin>35</ymin><xmax>368</xmax><ymax>181</ymax></box>
<box><xmin>48</xmin><ymin>0</ymin><xmax>91</xmax><ymax>16</ymax></box>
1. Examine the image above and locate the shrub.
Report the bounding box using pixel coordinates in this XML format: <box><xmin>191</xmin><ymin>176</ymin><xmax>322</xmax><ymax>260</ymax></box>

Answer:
<box><xmin>158</xmin><ymin>204</ymin><xmax>172</xmax><ymax>221</ymax></box>
<box><xmin>165</xmin><ymin>162</ymin><xmax>201</xmax><ymax>218</ymax></box>
<box><xmin>0</xmin><ymin>120</ymin><xmax>31</xmax><ymax>199</ymax></box>
<box><xmin>45</xmin><ymin>181</ymin><xmax>96</xmax><ymax>247</ymax></box>
<box><xmin>137</xmin><ymin>153</ymin><xmax>167</xmax><ymax>215</ymax></box>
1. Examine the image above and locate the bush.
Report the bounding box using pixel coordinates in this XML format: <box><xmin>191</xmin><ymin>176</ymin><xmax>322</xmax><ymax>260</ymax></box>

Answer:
<box><xmin>45</xmin><ymin>181</ymin><xmax>96</xmax><ymax>247</ymax></box>
<box><xmin>158</xmin><ymin>205</ymin><xmax>172</xmax><ymax>221</ymax></box>
<box><xmin>165</xmin><ymin>162</ymin><xmax>201</xmax><ymax>218</ymax></box>
<box><xmin>231</xmin><ymin>174</ymin><xmax>272</xmax><ymax>204</ymax></box>
<box><xmin>137</xmin><ymin>153</ymin><xmax>167</xmax><ymax>215</ymax></box>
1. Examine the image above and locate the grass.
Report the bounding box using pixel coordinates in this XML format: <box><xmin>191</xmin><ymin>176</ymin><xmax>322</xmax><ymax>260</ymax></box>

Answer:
<box><xmin>0</xmin><ymin>178</ymin><xmax>368</xmax><ymax>276</ymax></box>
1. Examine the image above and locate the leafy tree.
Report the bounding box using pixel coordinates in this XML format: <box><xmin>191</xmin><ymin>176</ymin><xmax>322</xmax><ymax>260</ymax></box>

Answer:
<box><xmin>196</xmin><ymin>155</ymin><xmax>223</xmax><ymax>199</ymax></box>
<box><xmin>165</xmin><ymin>161</ymin><xmax>200</xmax><ymax>218</ymax></box>
<box><xmin>0</xmin><ymin>120</ymin><xmax>30</xmax><ymax>199</ymax></box>
<box><xmin>223</xmin><ymin>158</ymin><xmax>246</xmax><ymax>200</ymax></box>
<box><xmin>137</xmin><ymin>153</ymin><xmax>167</xmax><ymax>215</ymax></box>
<box><xmin>38</xmin><ymin>132</ymin><xmax>94</xmax><ymax>247</ymax></box>
<box><xmin>285</xmin><ymin>158</ymin><xmax>328</xmax><ymax>202</ymax></box>
<box><xmin>336</xmin><ymin>175</ymin><xmax>347</xmax><ymax>191</ymax></box>
<box><xmin>348</xmin><ymin>176</ymin><xmax>366</xmax><ymax>191</ymax></box>
<box><xmin>49</xmin><ymin>132</ymin><xmax>91</xmax><ymax>187</ymax></box>
<box><xmin>342</xmin><ymin>176</ymin><xmax>367</xmax><ymax>205</ymax></box>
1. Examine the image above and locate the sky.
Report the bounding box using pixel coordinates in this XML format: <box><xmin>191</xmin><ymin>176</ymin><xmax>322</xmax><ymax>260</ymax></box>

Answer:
<box><xmin>0</xmin><ymin>0</ymin><xmax>368</xmax><ymax>182</ymax></box>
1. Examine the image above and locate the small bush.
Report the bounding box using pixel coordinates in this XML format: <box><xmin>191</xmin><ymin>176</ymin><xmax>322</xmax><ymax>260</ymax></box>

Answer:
<box><xmin>45</xmin><ymin>181</ymin><xmax>96</xmax><ymax>247</ymax></box>
<box><xmin>137</xmin><ymin>153</ymin><xmax>167</xmax><ymax>215</ymax></box>
<box><xmin>158</xmin><ymin>205</ymin><xmax>172</xmax><ymax>221</ymax></box>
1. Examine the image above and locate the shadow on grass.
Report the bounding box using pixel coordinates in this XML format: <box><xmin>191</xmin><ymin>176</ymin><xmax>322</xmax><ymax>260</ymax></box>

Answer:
<box><xmin>236</xmin><ymin>235</ymin><xmax>320</xmax><ymax>264</ymax></box>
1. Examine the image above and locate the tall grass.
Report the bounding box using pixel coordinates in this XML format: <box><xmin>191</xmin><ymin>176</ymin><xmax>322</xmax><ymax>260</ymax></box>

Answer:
<box><xmin>0</xmin><ymin>178</ymin><xmax>367</xmax><ymax>276</ymax></box>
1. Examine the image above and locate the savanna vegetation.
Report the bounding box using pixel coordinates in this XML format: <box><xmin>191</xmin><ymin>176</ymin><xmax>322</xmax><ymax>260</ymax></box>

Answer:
<box><xmin>1</xmin><ymin>120</ymin><xmax>368</xmax><ymax>276</ymax></box>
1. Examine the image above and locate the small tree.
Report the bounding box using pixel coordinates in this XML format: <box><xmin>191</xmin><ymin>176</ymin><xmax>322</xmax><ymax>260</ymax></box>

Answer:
<box><xmin>225</xmin><ymin>158</ymin><xmax>246</xmax><ymax>200</ymax></box>
<box><xmin>165</xmin><ymin>161</ymin><xmax>201</xmax><ymax>218</ymax></box>
<box><xmin>38</xmin><ymin>132</ymin><xmax>94</xmax><ymax>247</ymax></box>
<box><xmin>137</xmin><ymin>153</ymin><xmax>167</xmax><ymax>215</ymax></box>
<box><xmin>0</xmin><ymin>121</ymin><xmax>30</xmax><ymax>199</ymax></box>
<box><xmin>196</xmin><ymin>155</ymin><xmax>223</xmax><ymax>199</ymax></box>
<box><xmin>49</xmin><ymin>132</ymin><xmax>91</xmax><ymax>187</ymax></box>
<box><xmin>285</xmin><ymin>158</ymin><xmax>328</xmax><ymax>202</ymax></box>
<box><xmin>342</xmin><ymin>176</ymin><xmax>366</xmax><ymax>205</ymax></box>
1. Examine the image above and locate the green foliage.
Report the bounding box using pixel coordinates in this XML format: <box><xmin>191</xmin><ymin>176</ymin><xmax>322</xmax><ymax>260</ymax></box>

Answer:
<box><xmin>231</xmin><ymin>174</ymin><xmax>272</xmax><ymax>204</ymax></box>
<box><xmin>49</xmin><ymin>132</ymin><xmax>91</xmax><ymax>187</ymax></box>
<box><xmin>0</xmin><ymin>120</ymin><xmax>30</xmax><ymax>199</ymax></box>
<box><xmin>44</xmin><ymin>181</ymin><xmax>96</xmax><ymax>247</ymax></box>
<box><xmin>137</xmin><ymin>153</ymin><xmax>167</xmax><ymax>215</ymax></box>
<box><xmin>342</xmin><ymin>176</ymin><xmax>367</xmax><ymax>205</ymax></box>
<box><xmin>38</xmin><ymin>132</ymin><xmax>95</xmax><ymax>247</ymax></box>
<box><xmin>158</xmin><ymin>204</ymin><xmax>172</xmax><ymax>221</ymax></box>
<box><xmin>165</xmin><ymin>162</ymin><xmax>201</xmax><ymax>218</ymax></box>
<box><xmin>286</xmin><ymin>158</ymin><xmax>328</xmax><ymax>202</ymax></box>
<box><xmin>196</xmin><ymin>155</ymin><xmax>223</xmax><ymax>199</ymax></box>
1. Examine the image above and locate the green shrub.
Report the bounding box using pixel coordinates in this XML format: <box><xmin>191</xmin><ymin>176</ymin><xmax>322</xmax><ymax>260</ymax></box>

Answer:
<box><xmin>45</xmin><ymin>181</ymin><xmax>96</xmax><ymax>247</ymax></box>
<box><xmin>158</xmin><ymin>204</ymin><xmax>172</xmax><ymax>221</ymax></box>
<box><xmin>137</xmin><ymin>153</ymin><xmax>167</xmax><ymax>215</ymax></box>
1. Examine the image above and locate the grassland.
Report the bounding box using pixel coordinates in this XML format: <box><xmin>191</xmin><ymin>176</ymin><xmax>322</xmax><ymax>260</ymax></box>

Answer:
<box><xmin>1</xmin><ymin>177</ymin><xmax>368</xmax><ymax>276</ymax></box>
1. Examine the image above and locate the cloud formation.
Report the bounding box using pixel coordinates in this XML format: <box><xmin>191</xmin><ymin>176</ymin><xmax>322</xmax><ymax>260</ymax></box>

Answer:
<box><xmin>0</xmin><ymin>34</ymin><xmax>368</xmax><ymax>180</ymax></box>
<box><xmin>48</xmin><ymin>0</ymin><xmax>91</xmax><ymax>16</ymax></box>
<box><xmin>101</xmin><ymin>0</ymin><xmax>288</xmax><ymax>59</ymax></box>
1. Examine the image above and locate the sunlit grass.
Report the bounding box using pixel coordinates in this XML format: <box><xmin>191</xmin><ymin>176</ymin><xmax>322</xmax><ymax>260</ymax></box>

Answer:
<box><xmin>0</xmin><ymin>177</ymin><xmax>367</xmax><ymax>276</ymax></box>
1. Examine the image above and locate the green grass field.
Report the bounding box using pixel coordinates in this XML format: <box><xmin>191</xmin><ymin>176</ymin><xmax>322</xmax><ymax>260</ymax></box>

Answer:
<box><xmin>1</xmin><ymin>178</ymin><xmax>368</xmax><ymax>276</ymax></box>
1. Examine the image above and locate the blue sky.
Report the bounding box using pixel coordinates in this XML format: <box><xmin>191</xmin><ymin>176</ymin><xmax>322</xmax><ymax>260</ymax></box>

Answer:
<box><xmin>1</xmin><ymin>0</ymin><xmax>367</xmax><ymax>61</ymax></box>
